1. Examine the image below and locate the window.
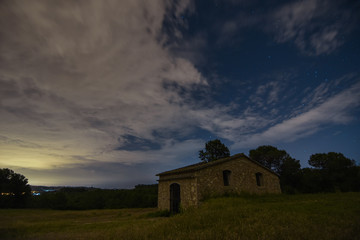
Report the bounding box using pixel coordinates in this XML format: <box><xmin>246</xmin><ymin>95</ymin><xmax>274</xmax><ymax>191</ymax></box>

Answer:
<box><xmin>256</xmin><ymin>172</ymin><xmax>264</xmax><ymax>186</ymax></box>
<box><xmin>223</xmin><ymin>170</ymin><xmax>231</xmax><ymax>186</ymax></box>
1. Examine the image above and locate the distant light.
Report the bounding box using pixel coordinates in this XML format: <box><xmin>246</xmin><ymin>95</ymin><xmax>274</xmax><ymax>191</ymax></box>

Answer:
<box><xmin>1</xmin><ymin>192</ymin><xmax>14</xmax><ymax>196</ymax></box>
<box><xmin>42</xmin><ymin>189</ymin><xmax>56</xmax><ymax>192</ymax></box>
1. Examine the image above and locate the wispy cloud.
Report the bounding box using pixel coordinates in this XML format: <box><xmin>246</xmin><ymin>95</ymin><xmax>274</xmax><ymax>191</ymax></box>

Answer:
<box><xmin>202</xmin><ymin>0</ymin><xmax>357</xmax><ymax>56</ymax></box>
<box><xmin>232</xmin><ymin>81</ymin><xmax>360</xmax><ymax>148</ymax></box>
<box><xmin>270</xmin><ymin>0</ymin><xmax>355</xmax><ymax>55</ymax></box>
<box><xmin>251</xmin><ymin>81</ymin><xmax>283</xmax><ymax>107</ymax></box>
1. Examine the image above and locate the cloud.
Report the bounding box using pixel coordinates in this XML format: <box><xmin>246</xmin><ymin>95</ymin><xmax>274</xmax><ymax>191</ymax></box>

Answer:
<box><xmin>200</xmin><ymin>0</ymin><xmax>357</xmax><ymax>56</ymax></box>
<box><xmin>270</xmin><ymin>0</ymin><xmax>355</xmax><ymax>55</ymax></box>
<box><xmin>0</xmin><ymin>1</ymin><xmax>359</xmax><ymax>187</ymax></box>
<box><xmin>0</xmin><ymin>1</ymin><xmax>206</xmax><ymax>167</ymax></box>
<box><xmin>232</xmin><ymin>81</ymin><xmax>360</xmax><ymax>148</ymax></box>
<box><xmin>9</xmin><ymin>138</ymin><xmax>204</xmax><ymax>188</ymax></box>
<box><xmin>309</xmin><ymin>26</ymin><xmax>343</xmax><ymax>55</ymax></box>
<box><xmin>272</xmin><ymin>0</ymin><xmax>318</xmax><ymax>42</ymax></box>
<box><xmin>251</xmin><ymin>81</ymin><xmax>283</xmax><ymax>107</ymax></box>
<box><xmin>214</xmin><ymin>10</ymin><xmax>263</xmax><ymax>46</ymax></box>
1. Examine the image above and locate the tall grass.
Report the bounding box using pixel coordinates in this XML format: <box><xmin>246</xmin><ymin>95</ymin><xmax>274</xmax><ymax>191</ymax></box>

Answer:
<box><xmin>1</xmin><ymin>192</ymin><xmax>359</xmax><ymax>240</ymax></box>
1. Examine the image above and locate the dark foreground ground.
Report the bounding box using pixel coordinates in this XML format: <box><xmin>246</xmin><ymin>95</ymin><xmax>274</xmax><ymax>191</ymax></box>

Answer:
<box><xmin>1</xmin><ymin>192</ymin><xmax>359</xmax><ymax>240</ymax></box>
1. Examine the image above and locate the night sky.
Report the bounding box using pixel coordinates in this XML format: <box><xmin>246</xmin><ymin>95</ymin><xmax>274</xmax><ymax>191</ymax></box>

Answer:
<box><xmin>1</xmin><ymin>0</ymin><xmax>360</xmax><ymax>188</ymax></box>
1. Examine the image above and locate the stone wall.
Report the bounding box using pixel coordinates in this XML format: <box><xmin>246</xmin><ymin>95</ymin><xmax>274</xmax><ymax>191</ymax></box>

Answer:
<box><xmin>157</xmin><ymin>156</ymin><xmax>281</xmax><ymax>210</ymax></box>
<box><xmin>196</xmin><ymin>157</ymin><xmax>281</xmax><ymax>201</ymax></box>
<box><xmin>158</xmin><ymin>175</ymin><xmax>197</xmax><ymax>210</ymax></box>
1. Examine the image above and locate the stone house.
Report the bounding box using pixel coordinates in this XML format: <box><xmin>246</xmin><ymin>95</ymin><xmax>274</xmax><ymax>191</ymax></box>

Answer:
<box><xmin>156</xmin><ymin>153</ymin><xmax>281</xmax><ymax>212</ymax></box>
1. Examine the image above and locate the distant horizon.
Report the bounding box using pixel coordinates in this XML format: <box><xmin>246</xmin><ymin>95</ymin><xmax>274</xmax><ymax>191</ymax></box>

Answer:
<box><xmin>26</xmin><ymin>148</ymin><xmax>359</xmax><ymax>189</ymax></box>
<box><xmin>29</xmin><ymin>184</ymin><xmax>157</xmax><ymax>190</ymax></box>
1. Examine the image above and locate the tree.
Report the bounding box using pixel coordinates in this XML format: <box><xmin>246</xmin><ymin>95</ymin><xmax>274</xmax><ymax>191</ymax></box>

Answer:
<box><xmin>199</xmin><ymin>139</ymin><xmax>230</xmax><ymax>162</ymax></box>
<box><xmin>309</xmin><ymin>152</ymin><xmax>355</xmax><ymax>170</ymax></box>
<box><xmin>278</xmin><ymin>157</ymin><xmax>302</xmax><ymax>193</ymax></box>
<box><xmin>249</xmin><ymin>145</ymin><xmax>290</xmax><ymax>173</ymax></box>
<box><xmin>0</xmin><ymin>168</ymin><xmax>31</xmax><ymax>208</ymax></box>
<box><xmin>249</xmin><ymin>145</ymin><xmax>302</xmax><ymax>193</ymax></box>
<box><xmin>308</xmin><ymin>152</ymin><xmax>359</xmax><ymax>192</ymax></box>
<box><xmin>299</xmin><ymin>168</ymin><xmax>325</xmax><ymax>193</ymax></box>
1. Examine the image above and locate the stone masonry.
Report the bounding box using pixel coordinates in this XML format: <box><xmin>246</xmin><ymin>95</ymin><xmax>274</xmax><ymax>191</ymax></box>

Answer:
<box><xmin>156</xmin><ymin>153</ymin><xmax>281</xmax><ymax>210</ymax></box>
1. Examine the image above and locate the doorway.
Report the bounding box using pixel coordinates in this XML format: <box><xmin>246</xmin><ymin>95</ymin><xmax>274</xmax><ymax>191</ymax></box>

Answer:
<box><xmin>170</xmin><ymin>183</ymin><xmax>180</xmax><ymax>213</ymax></box>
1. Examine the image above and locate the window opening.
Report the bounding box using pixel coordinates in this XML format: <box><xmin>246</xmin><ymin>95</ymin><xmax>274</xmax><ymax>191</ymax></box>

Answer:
<box><xmin>256</xmin><ymin>172</ymin><xmax>264</xmax><ymax>186</ymax></box>
<box><xmin>223</xmin><ymin>170</ymin><xmax>231</xmax><ymax>186</ymax></box>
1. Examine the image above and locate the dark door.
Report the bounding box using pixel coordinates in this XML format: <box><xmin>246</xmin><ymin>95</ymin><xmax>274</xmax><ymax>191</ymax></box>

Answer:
<box><xmin>170</xmin><ymin>183</ymin><xmax>180</xmax><ymax>213</ymax></box>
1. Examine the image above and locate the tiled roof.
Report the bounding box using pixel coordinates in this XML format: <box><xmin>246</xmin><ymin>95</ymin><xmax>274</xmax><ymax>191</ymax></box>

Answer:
<box><xmin>156</xmin><ymin>153</ymin><xmax>279</xmax><ymax>176</ymax></box>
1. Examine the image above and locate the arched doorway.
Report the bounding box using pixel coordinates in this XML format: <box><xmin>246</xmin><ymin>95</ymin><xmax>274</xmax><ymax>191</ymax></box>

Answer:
<box><xmin>170</xmin><ymin>183</ymin><xmax>180</xmax><ymax>213</ymax></box>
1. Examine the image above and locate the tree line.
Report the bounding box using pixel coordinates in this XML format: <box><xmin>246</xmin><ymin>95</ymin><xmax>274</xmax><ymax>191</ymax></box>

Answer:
<box><xmin>30</xmin><ymin>184</ymin><xmax>158</xmax><ymax>210</ymax></box>
<box><xmin>0</xmin><ymin>169</ymin><xmax>158</xmax><ymax>209</ymax></box>
<box><xmin>1</xmin><ymin>140</ymin><xmax>359</xmax><ymax>208</ymax></box>
<box><xmin>199</xmin><ymin>140</ymin><xmax>360</xmax><ymax>193</ymax></box>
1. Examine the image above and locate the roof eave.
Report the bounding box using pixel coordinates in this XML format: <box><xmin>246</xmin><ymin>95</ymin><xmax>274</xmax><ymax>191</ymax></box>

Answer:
<box><xmin>156</xmin><ymin>153</ymin><xmax>279</xmax><ymax>177</ymax></box>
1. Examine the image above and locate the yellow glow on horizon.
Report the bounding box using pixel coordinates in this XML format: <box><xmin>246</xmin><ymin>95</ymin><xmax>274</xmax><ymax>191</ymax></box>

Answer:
<box><xmin>0</xmin><ymin>145</ymin><xmax>72</xmax><ymax>170</ymax></box>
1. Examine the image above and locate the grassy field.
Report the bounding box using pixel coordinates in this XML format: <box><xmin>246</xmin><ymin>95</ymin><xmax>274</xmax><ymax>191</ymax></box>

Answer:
<box><xmin>1</xmin><ymin>192</ymin><xmax>359</xmax><ymax>240</ymax></box>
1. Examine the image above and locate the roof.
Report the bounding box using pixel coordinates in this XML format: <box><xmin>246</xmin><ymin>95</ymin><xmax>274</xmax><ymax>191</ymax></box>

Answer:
<box><xmin>156</xmin><ymin>153</ymin><xmax>279</xmax><ymax>177</ymax></box>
